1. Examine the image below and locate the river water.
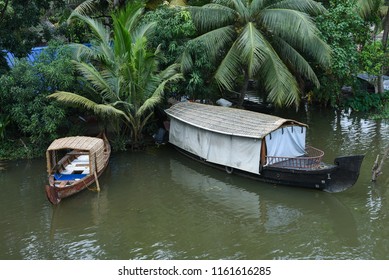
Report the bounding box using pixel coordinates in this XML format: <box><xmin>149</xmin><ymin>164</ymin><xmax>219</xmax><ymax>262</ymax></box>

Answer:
<box><xmin>1</xmin><ymin>109</ymin><xmax>388</xmax><ymax>260</ymax></box>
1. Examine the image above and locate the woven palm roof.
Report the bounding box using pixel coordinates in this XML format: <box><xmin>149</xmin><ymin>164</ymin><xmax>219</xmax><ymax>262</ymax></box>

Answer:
<box><xmin>47</xmin><ymin>136</ymin><xmax>104</xmax><ymax>153</ymax></box>
<box><xmin>165</xmin><ymin>102</ymin><xmax>307</xmax><ymax>139</ymax></box>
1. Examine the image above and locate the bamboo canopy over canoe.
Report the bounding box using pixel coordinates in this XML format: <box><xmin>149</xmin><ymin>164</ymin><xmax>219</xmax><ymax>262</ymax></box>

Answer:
<box><xmin>46</xmin><ymin>136</ymin><xmax>106</xmax><ymax>175</ymax></box>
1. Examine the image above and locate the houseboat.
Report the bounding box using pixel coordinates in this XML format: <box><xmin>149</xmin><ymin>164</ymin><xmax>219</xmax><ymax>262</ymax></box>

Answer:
<box><xmin>165</xmin><ymin>102</ymin><xmax>364</xmax><ymax>193</ymax></box>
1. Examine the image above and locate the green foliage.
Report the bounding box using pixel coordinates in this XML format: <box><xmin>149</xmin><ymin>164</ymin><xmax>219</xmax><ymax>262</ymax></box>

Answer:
<box><xmin>0</xmin><ymin>0</ymin><xmax>66</xmax><ymax>72</ymax></box>
<box><xmin>359</xmin><ymin>40</ymin><xmax>388</xmax><ymax>76</ymax></box>
<box><xmin>143</xmin><ymin>6</ymin><xmax>196</xmax><ymax>64</ymax></box>
<box><xmin>0</xmin><ymin>114</ymin><xmax>10</xmax><ymax>140</ymax></box>
<box><xmin>183</xmin><ymin>41</ymin><xmax>217</xmax><ymax>100</ymax></box>
<box><xmin>315</xmin><ymin>0</ymin><xmax>370</xmax><ymax>106</ymax></box>
<box><xmin>0</xmin><ymin>42</ymin><xmax>78</xmax><ymax>158</ymax></box>
<box><xmin>0</xmin><ymin>140</ymin><xmax>34</xmax><ymax>160</ymax></box>
<box><xmin>109</xmin><ymin>131</ymin><xmax>129</xmax><ymax>152</ymax></box>
<box><xmin>57</xmin><ymin>17</ymin><xmax>93</xmax><ymax>44</ymax></box>
<box><xmin>345</xmin><ymin>90</ymin><xmax>386</xmax><ymax>111</ymax></box>
<box><xmin>142</xmin><ymin>5</ymin><xmax>216</xmax><ymax>100</ymax></box>
<box><xmin>372</xmin><ymin>100</ymin><xmax>389</xmax><ymax>119</ymax></box>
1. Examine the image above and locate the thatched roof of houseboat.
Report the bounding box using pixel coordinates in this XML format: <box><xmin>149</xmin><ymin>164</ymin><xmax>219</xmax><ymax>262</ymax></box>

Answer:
<box><xmin>47</xmin><ymin>136</ymin><xmax>104</xmax><ymax>153</ymax></box>
<box><xmin>165</xmin><ymin>102</ymin><xmax>307</xmax><ymax>139</ymax></box>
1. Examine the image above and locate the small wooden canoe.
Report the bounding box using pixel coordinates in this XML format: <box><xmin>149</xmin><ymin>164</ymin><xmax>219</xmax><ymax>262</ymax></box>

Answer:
<box><xmin>45</xmin><ymin>132</ymin><xmax>111</xmax><ymax>204</ymax></box>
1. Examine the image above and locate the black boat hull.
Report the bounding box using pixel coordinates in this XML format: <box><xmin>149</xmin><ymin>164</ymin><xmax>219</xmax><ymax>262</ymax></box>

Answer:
<box><xmin>173</xmin><ymin>146</ymin><xmax>364</xmax><ymax>193</ymax></box>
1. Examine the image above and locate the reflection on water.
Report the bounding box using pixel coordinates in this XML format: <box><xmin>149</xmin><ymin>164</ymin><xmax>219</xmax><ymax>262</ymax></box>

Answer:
<box><xmin>0</xmin><ymin>110</ymin><xmax>388</xmax><ymax>259</ymax></box>
<box><xmin>170</xmin><ymin>156</ymin><xmax>359</xmax><ymax>247</ymax></box>
<box><xmin>330</xmin><ymin>110</ymin><xmax>389</xmax><ymax>155</ymax></box>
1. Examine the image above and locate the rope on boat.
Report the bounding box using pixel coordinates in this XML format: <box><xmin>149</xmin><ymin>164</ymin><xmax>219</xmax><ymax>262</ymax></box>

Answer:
<box><xmin>225</xmin><ymin>166</ymin><xmax>234</xmax><ymax>174</ymax></box>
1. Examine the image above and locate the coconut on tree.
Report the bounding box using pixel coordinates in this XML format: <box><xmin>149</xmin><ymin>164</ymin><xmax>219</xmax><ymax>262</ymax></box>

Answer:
<box><xmin>49</xmin><ymin>2</ymin><xmax>183</xmax><ymax>149</ymax></box>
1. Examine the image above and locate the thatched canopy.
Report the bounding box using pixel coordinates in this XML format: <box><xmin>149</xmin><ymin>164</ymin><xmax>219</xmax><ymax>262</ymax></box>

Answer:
<box><xmin>47</xmin><ymin>136</ymin><xmax>104</xmax><ymax>153</ymax></box>
<box><xmin>46</xmin><ymin>136</ymin><xmax>106</xmax><ymax>174</ymax></box>
<box><xmin>165</xmin><ymin>102</ymin><xmax>307</xmax><ymax>139</ymax></box>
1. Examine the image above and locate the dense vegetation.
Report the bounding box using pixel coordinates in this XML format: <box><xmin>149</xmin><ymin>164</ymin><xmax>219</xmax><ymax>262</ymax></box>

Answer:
<box><xmin>0</xmin><ymin>0</ymin><xmax>388</xmax><ymax>159</ymax></box>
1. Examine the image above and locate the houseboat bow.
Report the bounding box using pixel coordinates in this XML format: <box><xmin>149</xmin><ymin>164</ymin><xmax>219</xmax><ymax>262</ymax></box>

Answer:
<box><xmin>45</xmin><ymin>132</ymin><xmax>111</xmax><ymax>204</ymax></box>
<box><xmin>165</xmin><ymin>102</ymin><xmax>364</xmax><ymax>193</ymax></box>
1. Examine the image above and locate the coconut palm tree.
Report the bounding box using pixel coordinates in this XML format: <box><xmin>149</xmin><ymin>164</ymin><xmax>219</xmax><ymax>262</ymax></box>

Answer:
<box><xmin>181</xmin><ymin>0</ymin><xmax>331</xmax><ymax>107</ymax></box>
<box><xmin>49</xmin><ymin>2</ymin><xmax>183</xmax><ymax>147</ymax></box>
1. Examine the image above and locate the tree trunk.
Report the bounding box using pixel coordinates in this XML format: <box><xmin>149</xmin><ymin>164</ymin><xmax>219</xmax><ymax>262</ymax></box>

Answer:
<box><xmin>382</xmin><ymin>9</ymin><xmax>389</xmax><ymax>51</ymax></box>
<box><xmin>238</xmin><ymin>71</ymin><xmax>250</xmax><ymax>108</ymax></box>
<box><xmin>378</xmin><ymin>8</ymin><xmax>388</xmax><ymax>95</ymax></box>
<box><xmin>0</xmin><ymin>0</ymin><xmax>9</xmax><ymax>23</ymax></box>
<box><xmin>377</xmin><ymin>75</ymin><xmax>384</xmax><ymax>94</ymax></box>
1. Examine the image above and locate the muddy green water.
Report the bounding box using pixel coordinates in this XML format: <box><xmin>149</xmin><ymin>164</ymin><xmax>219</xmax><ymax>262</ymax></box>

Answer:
<box><xmin>1</xmin><ymin>109</ymin><xmax>389</xmax><ymax>260</ymax></box>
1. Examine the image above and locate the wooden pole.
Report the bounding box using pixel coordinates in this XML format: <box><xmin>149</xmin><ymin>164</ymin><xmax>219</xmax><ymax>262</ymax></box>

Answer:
<box><xmin>93</xmin><ymin>154</ymin><xmax>100</xmax><ymax>192</ymax></box>
<box><xmin>372</xmin><ymin>147</ymin><xmax>389</xmax><ymax>182</ymax></box>
<box><xmin>94</xmin><ymin>171</ymin><xmax>100</xmax><ymax>192</ymax></box>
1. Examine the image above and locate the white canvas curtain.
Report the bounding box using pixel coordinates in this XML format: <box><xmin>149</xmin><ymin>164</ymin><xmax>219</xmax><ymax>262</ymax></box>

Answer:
<box><xmin>169</xmin><ymin>118</ymin><xmax>210</xmax><ymax>159</ymax></box>
<box><xmin>169</xmin><ymin>119</ymin><xmax>262</xmax><ymax>174</ymax></box>
<box><xmin>206</xmin><ymin>133</ymin><xmax>261</xmax><ymax>174</ymax></box>
<box><xmin>265</xmin><ymin>126</ymin><xmax>306</xmax><ymax>158</ymax></box>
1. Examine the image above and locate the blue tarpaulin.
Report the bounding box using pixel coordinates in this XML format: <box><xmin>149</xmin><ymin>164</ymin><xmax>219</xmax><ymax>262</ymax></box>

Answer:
<box><xmin>3</xmin><ymin>43</ymin><xmax>91</xmax><ymax>68</ymax></box>
<box><xmin>3</xmin><ymin>46</ymin><xmax>46</xmax><ymax>68</ymax></box>
<box><xmin>54</xmin><ymin>173</ymin><xmax>87</xmax><ymax>181</ymax></box>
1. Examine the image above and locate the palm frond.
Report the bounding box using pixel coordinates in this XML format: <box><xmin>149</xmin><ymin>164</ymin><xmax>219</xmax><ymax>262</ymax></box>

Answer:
<box><xmin>212</xmin><ymin>0</ymin><xmax>237</xmax><ymax>9</ymax></box>
<box><xmin>269</xmin><ymin>0</ymin><xmax>327</xmax><ymax>16</ymax></box>
<box><xmin>260</xmin><ymin>9</ymin><xmax>331</xmax><ymax>67</ymax></box>
<box><xmin>214</xmin><ymin>42</ymin><xmax>243</xmax><ymax>90</ymax></box>
<box><xmin>357</xmin><ymin>0</ymin><xmax>382</xmax><ymax>18</ymax></box>
<box><xmin>68</xmin><ymin>12</ymin><xmax>110</xmax><ymax>46</ymax></box>
<box><xmin>236</xmin><ymin>23</ymin><xmax>267</xmax><ymax>77</ymax></box>
<box><xmin>227</xmin><ymin>0</ymin><xmax>250</xmax><ymax>20</ymax></box>
<box><xmin>97</xmin><ymin>41</ymin><xmax>116</xmax><ymax>68</ymax></box>
<box><xmin>73</xmin><ymin>61</ymin><xmax>118</xmax><ymax>101</ymax></box>
<box><xmin>71</xmin><ymin>41</ymin><xmax>114</xmax><ymax>65</ymax></box>
<box><xmin>115</xmin><ymin>1</ymin><xmax>144</xmax><ymax>32</ymax></box>
<box><xmin>136</xmin><ymin>72</ymin><xmax>184</xmax><ymax>118</ymax></box>
<box><xmin>272</xmin><ymin>37</ymin><xmax>320</xmax><ymax>87</ymax></box>
<box><xmin>132</xmin><ymin>22</ymin><xmax>157</xmax><ymax>42</ymax></box>
<box><xmin>112</xmin><ymin>17</ymin><xmax>133</xmax><ymax>58</ymax></box>
<box><xmin>159</xmin><ymin>63</ymin><xmax>182</xmax><ymax>81</ymax></box>
<box><xmin>259</xmin><ymin>52</ymin><xmax>300</xmax><ymax>107</ymax></box>
<box><xmin>179</xmin><ymin>49</ymin><xmax>194</xmax><ymax>74</ymax></box>
<box><xmin>186</xmin><ymin>25</ymin><xmax>236</xmax><ymax>63</ymax></box>
<box><xmin>250</xmin><ymin>0</ymin><xmax>267</xmax><ymax>12</ymax></box>
<box><xmin>68</xmin><ymin>0</ymin><xmax>99</xmax><ymax>16</ymax></box>
<box><xmin>187</xmin><ymin>5</ymin><xmax>236</xmax><ymax>33</ymax></box>
<box><xmin>48</xmin><ymin>91</ymin><xmax>130</xmax><ymax>122</ymax></box>
<box><xmin>71</xmin><ymin>43</ymin><xmax>95</xmax><ymax>61</ymax></box>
